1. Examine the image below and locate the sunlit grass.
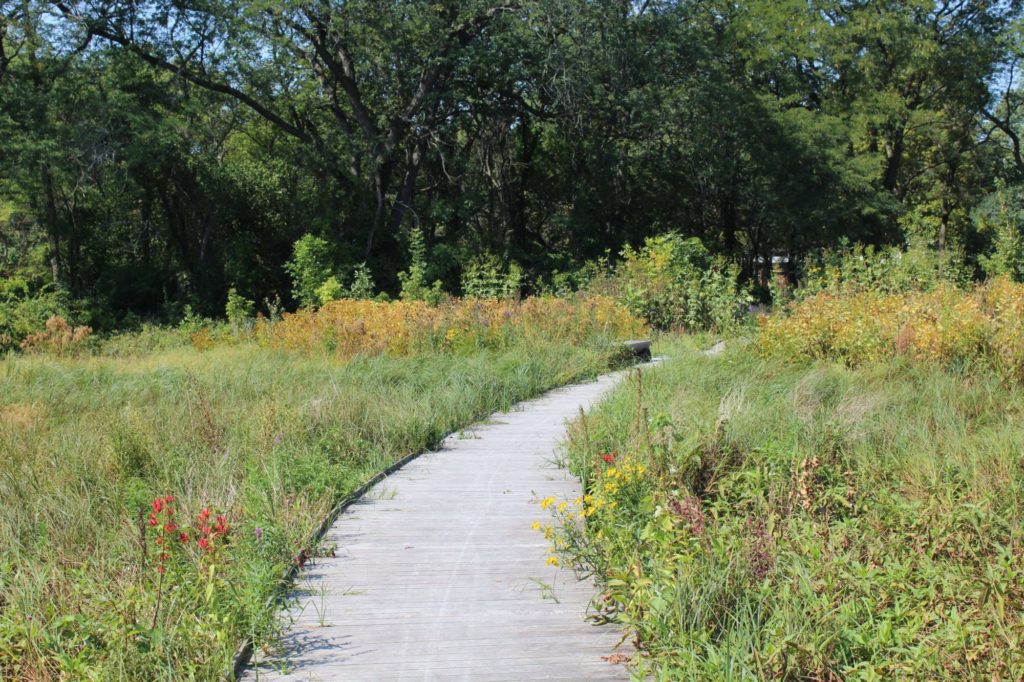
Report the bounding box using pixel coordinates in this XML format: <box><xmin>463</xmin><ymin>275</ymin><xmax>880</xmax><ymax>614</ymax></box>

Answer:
<box><xmin>0</xmin><ymin>331</ymin><xmax>631</xmax><ymax>679</ymax></box>
<box><xmin>554</xmin><ymin>335</ymin><xmax>1024</xmax><ymax>679</ymax></box>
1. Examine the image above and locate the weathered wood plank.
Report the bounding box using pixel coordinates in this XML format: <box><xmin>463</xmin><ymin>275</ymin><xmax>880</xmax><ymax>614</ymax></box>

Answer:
<box><xmin>243</xmin><ymin>372</ymin><xmax>634</xmax><ymax>681</ymax></box>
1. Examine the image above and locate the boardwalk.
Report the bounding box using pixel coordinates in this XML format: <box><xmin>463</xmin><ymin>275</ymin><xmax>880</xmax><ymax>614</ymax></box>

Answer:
<box><xmin>244</xmin><ymin>371</ymin><xmax>632</xmax><ymax>681</ymax></box>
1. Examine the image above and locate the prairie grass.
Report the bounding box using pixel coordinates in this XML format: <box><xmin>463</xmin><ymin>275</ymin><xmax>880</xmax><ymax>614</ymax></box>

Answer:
<box><xmin>0</xmin><ymin>323</ymin><xmax>632</xmax><ymax>679</ymax></box>
<box><xmin>556</xmin><ymin>336</ymin><xmax>1024</xmax><ymax>680</ymax></box>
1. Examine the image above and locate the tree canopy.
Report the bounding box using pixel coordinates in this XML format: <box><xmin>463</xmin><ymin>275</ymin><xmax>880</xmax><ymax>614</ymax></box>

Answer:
<box><xmin>2</xmin><ymin>0</ymin><xmax>1024</xmax><ymax>325</ymax></box>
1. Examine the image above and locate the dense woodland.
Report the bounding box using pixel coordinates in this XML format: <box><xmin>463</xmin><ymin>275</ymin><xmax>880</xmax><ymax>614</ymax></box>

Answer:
<box><xmin>3</xmin><ymin>0</ymin><xmax>1024</xmax><ymax>328</ymax></box>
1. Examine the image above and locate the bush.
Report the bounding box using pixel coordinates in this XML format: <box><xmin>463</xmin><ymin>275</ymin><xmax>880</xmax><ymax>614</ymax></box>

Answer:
<box><xmin>348</xmin><ymin>263</ymin><xmax>376</xmax><ymax>299</ymax></box>
<box><xmin>398</xmin><ymin>229</ymin><xmax>443</xmax><ymax>304</ymax></box>
<box><xmin>797</xmin><ymin>242</ymin><xmax>968</xmax><ymax>299</ymax></box>
<box><xmin>974</xmin><ymin>184</ymin><xmax>1024</xmax><ymax>282</ymax></box>
<box><xmin>460</xmin><ymin>254</ymin><xmax>522</xmax><ymax>299</ymax></box>
<box><xmin>0</xmin><ymin>287</ymin><xmax>75</xmax><ymax>351</ymax></box>
<box><xmin>315</xmin><ymin>276</ymin><xmax>345</xmax><ymax>306</ymax></box>
<box><xmin>285</xmin><ymin>234</ymin><xmax>334</xmax><ymax>309</ymax></box>
<box><xmin>614</xmin><ymin>234</ymin><xmax>749</xmax><ymax>332</ymax></box>
<box><xmin>758</xmin><ymin>277</ymin><xmax>1024</xmax><ymax>380</ymax></box>
<box><xmin>19</xmin><ymin>315</ymin><xmax>93</xmax><ymax>355</ymax></box>
<box><xmin>225</xmin><ymin>287</ymin><xmax>256</xmax><ymax>330</ymax></box>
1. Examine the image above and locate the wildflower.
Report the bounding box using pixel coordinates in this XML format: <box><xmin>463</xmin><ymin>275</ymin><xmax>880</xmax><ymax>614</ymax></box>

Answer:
<box><xmin>254</xmin><ymin>526</ymin><xmax>264</xmax><ymax>543</ymax></box>
<box><xmin>179</xmin><ymin>532</ymin><xmax>189</xmax><ymax>544</ymax></box>
<box><xmin>531</xmin><ymin>521</ymin><xmax>541</xmax><ymax>531</ymax></box>
<box><xmin>557</xmin><ymin>501</ymin><xmax>568</xmax><ymax>513</ymax></box>
<box><xmin>198</xmin><ymin>537</ymin><xmax>211</xmax><ymax>552</ymax></box>
<box><xmin>546</xmin><ymin>556</ymin><xmax>560</xmax><ymax>567</ymax></box>
<box><xmin>539</xmin><ymin>496</ymin><xmax>556</xmax><ymax>510</ymax></box>
<box><xmin>601</xmin><ymin>452</ymin><xmax>615</xmax><ymax>464</ymax></box>
<box><xmin>148</xmin><ymin>513</ymin><xmax>159</xmax><ymax>527</ymax></box>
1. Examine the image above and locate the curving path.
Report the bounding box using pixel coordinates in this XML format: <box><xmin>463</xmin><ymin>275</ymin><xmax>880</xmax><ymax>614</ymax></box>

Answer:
<box><xmin>244</xmin><ymin>371</ymin><xmax>633</xmax><ymax>681</ymax></box>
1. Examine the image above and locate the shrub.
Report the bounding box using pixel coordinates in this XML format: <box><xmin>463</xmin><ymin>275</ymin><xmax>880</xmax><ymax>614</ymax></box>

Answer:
<box><xmin>398</xmin><ymin>229</ymin><xmax>443</xmax><ymax>304</ymax></box>
<box><xmin>614</xmin><ymin>234</ymin><xmax>749</xmax><ymax>331</ymax></box>
<box><xmin>759</xmin><ymin>277</ymin><xmax>1024</xmax><ymax>380</ymax></box>
<box><xmin>797</xmin><ymin>241</ymin><xmax>968</xmax><ymax>299</ymax></box>
<box><xmin>285</xmin><ymin>234</ymin><xmax>334</xmax><ymax>308</ymax></box>
<box><xmin>348</xmin><ymin>263</ymin><xmax>376</xmax><ymax>299</ymax></box>
<box><xmin>974</xmin><ymin>184</ymin><xmax>1024</xmax><ymax>282</ymax></box>
<box><xmin>315</xmin><ymin>276</ymin><xmax>345</xmax><ymax>306</ymax></box>
<box><xmin>460</xmin><ymin>254</ymin><xmax>522</xmax><ymax>299</ymax></box>
<box><xmin>20</xmin><ymin>315</ymin><xmax>92</xmax><ymax>355</ymax></box>
<box><xmin>225</xmin><ymin>287</ymin><xmax>256</xmax><ymax>330</ymax></box>
<box><xmin>0</xmin><ymin>287</ymin><xmax>74</xmax><ymax>351</ymax></box>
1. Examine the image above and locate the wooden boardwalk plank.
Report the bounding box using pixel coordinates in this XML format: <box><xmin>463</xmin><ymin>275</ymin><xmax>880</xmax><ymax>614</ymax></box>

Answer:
<box><xmin>244</xmin><ymin>372</ymin><xmax>631</xmax><ymax>681</ymax></box>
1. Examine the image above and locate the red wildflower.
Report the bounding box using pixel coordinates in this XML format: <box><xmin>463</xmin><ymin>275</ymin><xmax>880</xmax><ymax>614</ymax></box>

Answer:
<box><xmin>156</xmin><ymin>565</ymin><xmax>165</xmax><ymax>574</ymax></box>
<box><xmin>601</xmin><ymin>452</ymin><xmax>615</xmax><ymax>464</ymax></box>
<box><xmin>178</xmin><ymin>532</ymin><xmax>189</xmax><ymax>544</ymax></box>
<box><xmin>148</xmin><ymin>513</ymin><xmax>158</xmax><ymax>526</ymax></box>
<box><xmin>151</xmin><ymin>498</ymin><xmax>164</xmax><ymax>513</ymax></box>
<box><xmin>214</xmin><ymin>516</ymin><xmax>228</xmax><ymax>535</ymax></box>
<box><xmin>198</xmin><ymin>537</ymin><xmax>211</xmax><ymax>552</ymax></box>
<box><xmin>163</xmin><ymin>523</ymin><xmax>177</xmax><ymax>534</ymax></box>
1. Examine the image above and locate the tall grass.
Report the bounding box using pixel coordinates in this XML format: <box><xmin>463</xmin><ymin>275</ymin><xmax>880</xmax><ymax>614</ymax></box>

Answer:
<box><xmin>555</xmin><ymin>337</ymin><xmax>1024</xmax><ymax>680</ymax></box>
<box><xmin>0</xmin><ymin>335</ymin><xmax>629</xmax><ymax>679</ymax></box>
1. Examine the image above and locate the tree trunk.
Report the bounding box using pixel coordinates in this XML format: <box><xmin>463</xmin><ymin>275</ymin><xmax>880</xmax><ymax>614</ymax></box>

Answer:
<box><xmin>41</xmin><ymin>168</ymin><xmax>61</xmax><ymax>286</ymax></box>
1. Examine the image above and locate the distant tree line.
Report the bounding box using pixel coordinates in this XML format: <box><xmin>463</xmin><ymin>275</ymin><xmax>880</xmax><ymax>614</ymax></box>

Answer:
<box><xmin>2</xmin><ymin>0</ymin><xmax>1024</xmax><ymax>326</ymax></box>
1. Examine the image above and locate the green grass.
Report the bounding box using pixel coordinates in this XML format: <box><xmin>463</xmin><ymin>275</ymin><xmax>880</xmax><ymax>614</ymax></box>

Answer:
<box><xmin>0</xmin><ymin>338</ymin><xmax>623</xmax><ymax>680</ymax></box>
<box><xmin>558</xmin><ymin>335</ymin><xmax>1024</xmax><ymax>680</ymax></box>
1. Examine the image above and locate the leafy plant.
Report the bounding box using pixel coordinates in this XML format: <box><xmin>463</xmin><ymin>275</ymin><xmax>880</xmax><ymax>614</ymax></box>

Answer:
<box><xmin>613</xmin><ymin>234</ymin><xmax>750</xmax><ymax>331</ymax></box>
<box><xmin>460</xmin><ymin>254</ymin><xmax>522</xmax><ymax>299</ymax></box>
<box><xmin>285</xmin><ymin>235</ymin><xmax>334</xmax><ymax>309</ymax></box>
<box><xmin>398</xmin><ymin>229</ymin><xmax>443</xmax><ymax>304</ymax></box>
<box><xmin>551</xmin><ymin>338</ymin><xmax>1024</xmax><ymax>679</ymax></box>
<box><xmin>315</xmin><ymin>276</ymin><xmax>345</xmax><ymax>306</ymax></box>
<box><xmin>225</xmin><ymin>288</ymin><xmax>255</xmax><ymax>331</ymax></box>
<box><xmin>348</xmin><ymin>263</ymin><xmax>376</xmax><ymax>299</ymax></box>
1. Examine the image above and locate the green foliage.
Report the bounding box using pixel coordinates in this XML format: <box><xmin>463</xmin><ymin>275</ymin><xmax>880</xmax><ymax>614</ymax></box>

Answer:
<box><xmin>0</xmin><ymin>288</ymin><xmax>72</xmax><ymax>351</ymax></box>
<box><xmin>798</xmin><ymin>242</ymin><xmax>969</xmax><ymax>298</ymax></box>
<box><xmin>285</xmin><ymin>235</ymin><xmax>334</xmax><ymax>309</ymax></box>
<box><xmin>613</xmin><ymin>234</ymin><xmax>750</xmax><ymax>332</ymax></box>
<box><xmin>225</xmin><ymin>288</ymin><xmax>255</xmax><ymax>330</ymax></box>
<box><xmin>348</xmin><ymin>263</ymin><xmax>376</xmax><ymax>300</ymax></box>
<box><xmin>460</xmin><ymin>254</ymin><xmax>522</xmax><ymax>299</ymax></box>
<box><xmin>1</xmin><ymin>0</ymin><xmax>1019</xmax><ymax>324</ymax></box>
<box><xmin>315</xmin><ymin>276</ymin><xmax>345</xmax><ymax>306</ymax></box>
<box><xmin>0</xmin><ymin>334</ymin><xmax>625</xmax><ymax>679</ymax></box>
<box><xmin>558</xmin><ymin>339</ymin><xmax>1024</xmax><ymax>679</ymax></box>
<box><xmin>398</xmin><ymin>229</ymin><xmax>443</xmax><ymax>304</ymax></box>
<box><xmin>975</xmin><ymin>184</ymin><xmax>1024</xmax><ymax>281</ymax></box>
